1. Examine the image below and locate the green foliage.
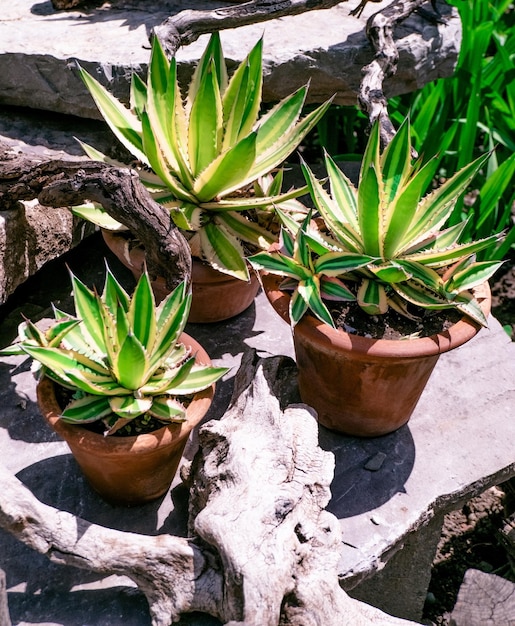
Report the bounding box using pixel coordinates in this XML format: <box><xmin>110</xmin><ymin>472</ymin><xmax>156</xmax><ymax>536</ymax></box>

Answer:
<box><xmin>0</xmin><ymin>267</ymin><xmax>227</xmax><ymax>435</ymax></box>
<box><xmin>250</xmin><ymin>120</ymin><xmax>502</xmax><ymax>328</ymax></box>
<box><xmin>75</xmin><ymin>33</ymin><xmax>331</xmax><ymax>280</ymax></box>
<box><xmin>388</xmin><ymin>0</ymin><xmax>515</xmax><ymax>259</ymax></box>
<box><xmin>308</xmin><ymin>1</ymin><xmax>515</xmax><ymax>261</ymax></box>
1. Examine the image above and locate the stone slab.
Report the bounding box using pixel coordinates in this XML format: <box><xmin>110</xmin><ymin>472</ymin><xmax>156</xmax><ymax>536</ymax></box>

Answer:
<box><xmin>0</xmin><ymin>232</ymin><xmax>514</xmax><ymax>624</ymax></box>
<box><xmin>0</xmin><ymin>0</ymin><xmax>461</xmax><ymax>117</ymax></box>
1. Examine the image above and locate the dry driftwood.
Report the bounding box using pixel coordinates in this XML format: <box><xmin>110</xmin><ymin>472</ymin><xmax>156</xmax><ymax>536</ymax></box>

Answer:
<box><xmin>0</xmin><ymin>352</ymin><xmax>419</xmax><ymax>626</ymax></box>
<box><xmin>0</xmin><ymin>143</ymin><xmax>191</xmax><ymax>291</ymax></box>
<box><xmin>359</xmin><ymin>0</ymin><xmax>429</xmax><ymax>147</ymax></box>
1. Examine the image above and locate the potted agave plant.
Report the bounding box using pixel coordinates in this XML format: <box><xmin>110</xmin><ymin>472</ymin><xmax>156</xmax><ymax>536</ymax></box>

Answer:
<box><xmin>0</xmin><ymin>265</ymin><xmax>227</xmax><ymax>504</ymax></box>
<box><xmin>74</xmin><ymin>32</ymin><xmax>331</xmax><ymax>322</ymax></box>
<box><xmin>250</xmin><ymin>119</ymin><xmax>502</xmax><ymax>437</ymax></box>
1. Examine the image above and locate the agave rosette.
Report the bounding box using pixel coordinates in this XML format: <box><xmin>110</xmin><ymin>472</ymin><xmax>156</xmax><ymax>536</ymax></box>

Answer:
<box><xmin>75</xmin><ymin>33</ymin><xmax>332</xmax><ymax>280</ymax></box>
<box><xmin>250</xmin><ymin>119</ymin><xmax>502</xmax><ymax>328</ymax></box>
<box><xmin>1</xmin><ymin>267</ymin><xmax>227</xmax><ymax>435</ymax></box>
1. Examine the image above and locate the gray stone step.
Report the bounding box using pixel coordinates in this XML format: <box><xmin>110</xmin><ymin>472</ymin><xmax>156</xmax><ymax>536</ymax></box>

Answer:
<box><xmin>1</xmin><ymin>0</ymin><xmax>461</xmax><ymax>118</ymax></box>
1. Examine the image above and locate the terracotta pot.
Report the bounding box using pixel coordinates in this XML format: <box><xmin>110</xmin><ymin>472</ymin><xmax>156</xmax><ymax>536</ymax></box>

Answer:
<box><xmin>261</xmin><ymin>273</ymin><xmax>492</xmax><ymax>437</ymax></box>
<box><xmin>36</xmin><ymin>334</ymin><xmax>214</xmax><ymax>505</ymax></box>
<box><xmin>102</xmin><ymin>230</ymin><xmax>260</xmax><ymax>323</ymax></box>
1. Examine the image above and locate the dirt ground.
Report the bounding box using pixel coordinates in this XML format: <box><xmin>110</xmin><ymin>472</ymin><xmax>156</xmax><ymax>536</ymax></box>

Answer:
<box><xmin>421</xmin><ymin>256</ymin><xmax>515</xmax><ymax>625</ymax></box>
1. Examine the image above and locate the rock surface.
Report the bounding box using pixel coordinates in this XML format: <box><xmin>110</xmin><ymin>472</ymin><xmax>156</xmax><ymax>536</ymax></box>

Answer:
<box><xmin>0</xmin><ymin>0</ymin><xmax>461</xmax><ymax>117</ymax></box>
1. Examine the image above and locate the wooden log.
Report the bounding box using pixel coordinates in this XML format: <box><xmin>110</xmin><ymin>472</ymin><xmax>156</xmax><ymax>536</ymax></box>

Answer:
<box><xmin>0</xmin><ymin>143</ymin><xmax>191</xmax><ymax>292</ymax></box>
<box><xmin>0</xmin><ymin>351</ymin><xmax>419</xmax><ymax>625</ymax></box>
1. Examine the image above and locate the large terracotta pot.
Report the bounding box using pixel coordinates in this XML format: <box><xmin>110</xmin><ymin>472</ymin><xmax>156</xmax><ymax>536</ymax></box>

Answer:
<box><xmin>102</xmin><ymin>230</ymin><xmax>260</xmax><ymax>323</ymax></box>
<box><xmin>36</xmin><ymin>334</ymin><xmax>214</xmax><ymax>505</ymax></box>
<box><xmin>261</xmin><ymin>273</ymin><xmax>492</xmax><ymax>437</ymax></box>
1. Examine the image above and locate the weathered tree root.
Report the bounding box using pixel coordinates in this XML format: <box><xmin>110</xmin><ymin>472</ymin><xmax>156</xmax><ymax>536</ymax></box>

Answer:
<box><xmin>0</xmin><ymin>351</ymin><xmax>419</xmax><ymax>625</ymax></box>
<box><xmin>0</xmin><ymin>143</ymin><xmax>191</xmax><ymax>291</ymax></box>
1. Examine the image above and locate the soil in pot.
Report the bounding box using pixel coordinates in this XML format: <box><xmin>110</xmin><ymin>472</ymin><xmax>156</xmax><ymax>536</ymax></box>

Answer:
<box><xmin>36</xmin><ymin>333</ymin><xmax>214</xmax><ymax>506</ymax></box>
<box><xmin>102</xmin><ymin>230</ymin><xmax>260</xmax><ymax>323</ymax></box>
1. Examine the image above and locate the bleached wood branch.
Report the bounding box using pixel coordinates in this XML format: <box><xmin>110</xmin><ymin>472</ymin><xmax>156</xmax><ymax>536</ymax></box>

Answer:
<box><xmin>0</xmin><ymin>352</ymin><xmax>419</xmax><ymax>625</ymax></box>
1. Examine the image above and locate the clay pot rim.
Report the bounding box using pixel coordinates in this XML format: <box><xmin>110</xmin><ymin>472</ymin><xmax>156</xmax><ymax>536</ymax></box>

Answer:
<box><xmin>37</xmin><ymin>333</ymin><xmax>214</xmax><ymax>454</ymax></box>
<box><xmin>260</xmin><ymin>272</ymin><xmax>492</xmax><ymax>359</ymax></box>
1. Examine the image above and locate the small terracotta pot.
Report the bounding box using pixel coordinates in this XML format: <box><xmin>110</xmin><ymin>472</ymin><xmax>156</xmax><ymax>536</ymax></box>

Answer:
<box><xmin>36</xmin><ymin>334</ymin><xmax>214</xmax><ymax>505</ymax></box>
<box><xmin>261</xmin><ymin>273</ymin><xmax>491</xmax><ymax>437</ymax></box>
<box><xmin>102</xmin><ymin>230</ymin><xmax>260</xmax><ymax>323</ymax></box>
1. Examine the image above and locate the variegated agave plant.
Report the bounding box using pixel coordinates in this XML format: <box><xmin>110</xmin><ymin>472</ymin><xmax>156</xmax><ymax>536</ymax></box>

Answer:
<box><xmin>74</xmin><ymin>33</ymin><xmax>331</xmax><ymax>281</ymax></box>
<box><xmin>0</xmin><ymin>267</ymin><xmax>227</xmax><ymax>435</ymax></box>
<box><xmin>250</xmin><ymin>119</ymin><xmax>503</xmax><ymax>328</ymax></box>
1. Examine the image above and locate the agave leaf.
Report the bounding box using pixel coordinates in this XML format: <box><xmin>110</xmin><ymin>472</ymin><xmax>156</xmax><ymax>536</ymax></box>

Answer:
<box><xmin>147</xmin><ymin>38</ymin><xmax>184</xmax><ymax>178</ymax></box>
<box><xmin>109</xmin><ymin>395</ymin><xmax>153</xmax><ymax>419</ymax></box>
<box><xmin>249</xmin><ymin>251</ymin><xmax>310</xmax><ymax>281</ymax></box>
<box><xmin>453</xmin><ymin>292</ymin><xmax>488</xmax><ymax>327</ymax></box>
<box><xmin>130</xmin><ymin>72</ymin><xmax>147</xmax><ymax>118</ymax></box>
<box><xmin>151</xmin><ymin>290</ymin><xmax>191</xmax><ymax>370</ymax></box>
<box><xmin>445</xmin><ymin>260</ymin><xmax>503</xmax><ymax>293</ymax></box>
<box><xmin>383</xmin><ymin>157</ymin><xmax>440</xmax><ymax>257</ymax></box>
<box><xmin>403</xmin><ymin>233</ymin><xmax>500</xmax><ymax>268</ymax></box>
<box><xmin>199</xmin><ymin>184</ymin><xmax>309</xmax><ymax>211</ymax></box>
<box><xmin>301</xmin><ymin>160</ymin><xmax>362</xmax><ymax>253</ymax></box>
<box><xmin>395</xmin><ymin>260</ymin><xmax>443</xmax><ymax>291</ymax></box>
<box><xmin>380</xmin><ymin>117</ymin><xmax>412</xmax><ymax>203</ymax></box>
<box><xmin>357</xmin><ymin>161</ymin><xmax>383</xmax><ymax>257</ymax></box>
<box><xmin>290</xmin><ymin>288</ymin><xmax>309</xmax><ymax>326</ymax></box>
<box><xmin>199</xmin><ymin>220</ymin><xmax>249</xmax><ymax>280</ymax></box>
<box><xmin>392</xmin><ymin>281</ymin><xmax>456</xmax><ymax>310</ymax></box>
<box><xmin>405</xmin><ymin>153</ymin><xmax>490</xmax><ymax>246</ymax></box>
<box><xmin>294</xmin><ymin>227</ymin><xmax>313</xmax><ymax>269</ymax></box>
<box><xmin>368</xmin><ymin>261</ymin><xmax>411</xmax><ymax>284</ymax></box>
<box><xmin>70</xmin><ymin>274</ymin><xmax>107</xmax><ymax>354</ymax></box>
<box><xmin>71</xmin><ymin>203</ymin><xmax>125</xmax><ymax>231</ymax></box>
<box><xmin>20</xmin><ymin>345</ymin><xmax>104</xmax><ymax>383</ymax></box>
<box><xmin>251</xmin><ymin>97</ymin><xmax>333</xmax><ymax>180</ymax></box>
<box><xmin>188</xmin><ymin>59</ymin><xmax>223</xmax><ymax>177</ymax></box>
<box><xmin>193</xmin><ymin>132</ymin><xmax>257</xmax><ymax>202</ymax></box>
<box><xmin>158</xmin><ymin>355</ymin><xmax>196</xmax><ymax>391</ymax></box>
<box><xmin>65</xmin><ymin>369</ymin><xmax>130</xmax><ymax>396</ymax></box>
<box><xmin>324</xmin><ymin>152</ymin><xmax>359</xmax><ymax>232</ymax></box>
<box><xmin>61</xmin><ymin>395</ymin><xmax>112</xmax><ymax>423</ymax></box>
<box><xmin>358</xmin><ymin>120</ymin><xmax>381</xmax><ymax>187</ymax></box>
<box><xmin>187</xmin><ymin>32</ymin><xmax>227</xmax><ymax>112</ymax></box>
<box><xmin>222</xmin><ymin>37</ymin><xmax>263</xmax><ymax>147</ymax></box>
<box><xmin>165</xmin><ymin>364</ymin><xmax>228</xmax><ymax>394</ymax></box>
<box><xmin>114</xmin><ymin>333</ymin><xmax>150</xmax><ymax>390</ymax></box>
<box><xmin>314</xmin><ymin>251</ymin><xmax>375</xmax><ymax>276</ymax></box>
<box><xmin>78</xmin><ymin>66</ymin><xmax>148</xmax><ymax>166</ymax></box>
<box><xmin>298</xmin><ymin>277</ymin><xmax>334</xmax><ymax>327</ymax></box>
<box><xmin>128</xmin><ymin>271</ymin><xmax>156</xmax><ymax>350</ymax></box>
<box><xmin>46</xmin><ymin>318</ymin><xmax>82</xmax><ymax>347</ymax></box>
<box><xmin>215</xmin><ymin>211</ymin><xmax>276</xmax><ymax>249</ymax></box>
<box><xmin>75</xmin><ymin>140</ymin><xmax>127</xmax><ymax>168</ymax></box>
<box><xmin>103</xmin><ymin>266</ymin><xmax>131</xmax><ymax>313</ymax></box>
<box><xmin>357</xmin><ymin>278</ymin><xmax>388</xmax><ymax>315</ymax></box>
<box><xmin>149</xmin><ymin>396</ymin><xmax>187</xmax><ymax>421</ymax></box>
<box><xmin>141</xmin><ymin>111</ymin><xmax>196</xmax><ymax>203</ymax></box>
<box><xmin>320</xmin><ymin>276</ymin><xmax>355</xmax><ymax>301</ymax></box>
<box><xmin>254</xmin><ymin>87</ymin><xmax>307</xmax><ymax>154</ymax></box>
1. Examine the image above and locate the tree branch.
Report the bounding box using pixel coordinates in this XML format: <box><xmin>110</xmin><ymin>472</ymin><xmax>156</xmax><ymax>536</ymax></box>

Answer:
<box><xmin>0</xmin><ymin>144</ymin><xmax>191</xmax><ymax>291</ymax></box>
<box><xmin>359</xmin><ymin>0</ymin><xmax>428</xmax><ymax>146</ymax></box>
